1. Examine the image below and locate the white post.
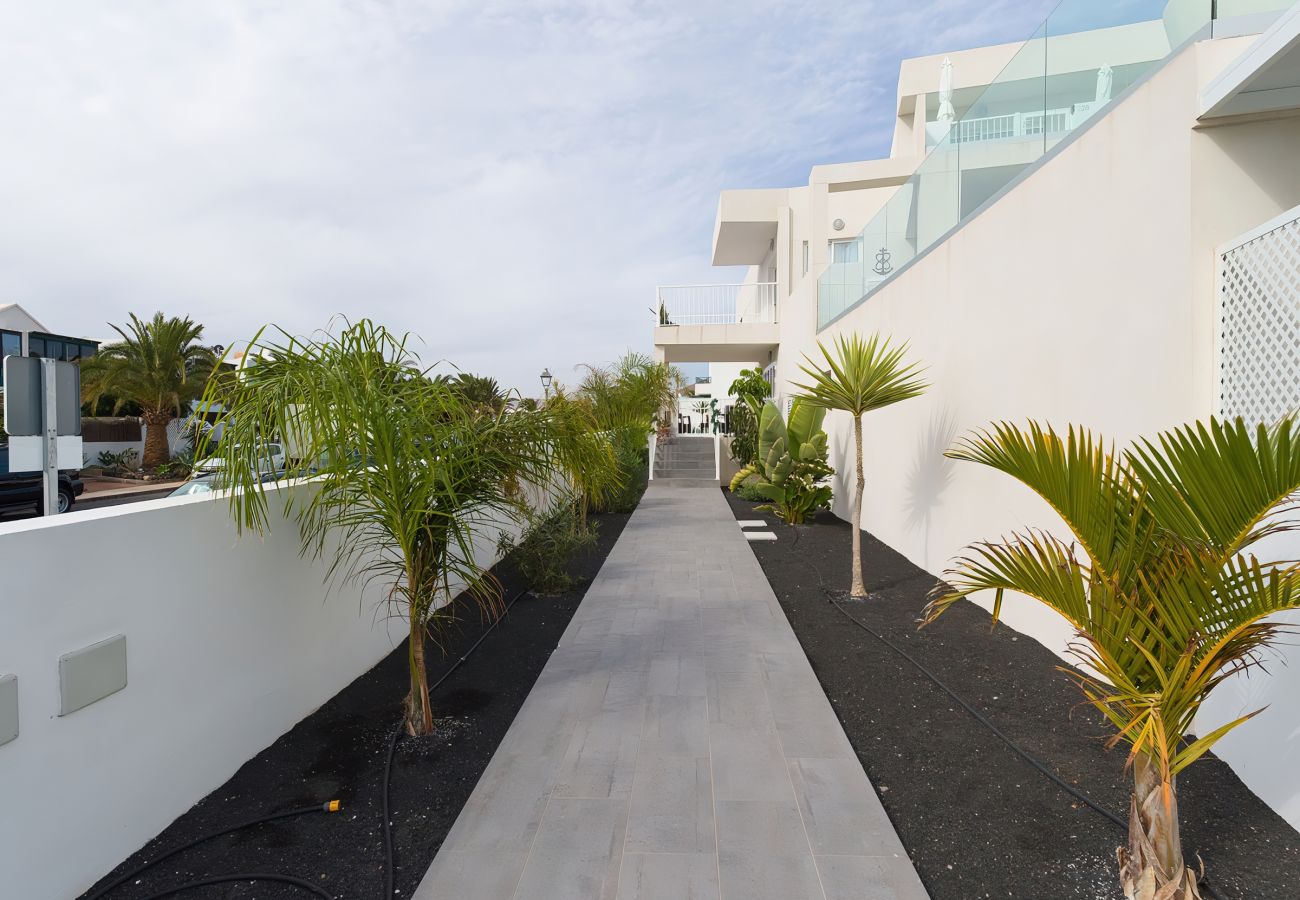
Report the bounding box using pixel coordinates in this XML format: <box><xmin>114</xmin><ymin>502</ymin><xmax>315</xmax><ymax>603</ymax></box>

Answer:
<box><xmin>713</xmin><ymin>430</ymin><xmax>721</xmax><ymax>482</ymax></box>
<box><xmin>647</xmin><ymin>431</ymin><xmax>656</xmax><ymax>482</ymax></box>
<box><xmin>40</xmin><ymin>358</ymin><xmax>58</xmax><ymax>516</ymax></box>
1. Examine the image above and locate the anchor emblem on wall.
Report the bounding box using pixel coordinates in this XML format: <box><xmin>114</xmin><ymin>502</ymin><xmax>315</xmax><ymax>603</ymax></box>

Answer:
<box><xmin>873</xmin><ymin>246</ymin><xmax>893</xmax><ymax>276</ymax></box>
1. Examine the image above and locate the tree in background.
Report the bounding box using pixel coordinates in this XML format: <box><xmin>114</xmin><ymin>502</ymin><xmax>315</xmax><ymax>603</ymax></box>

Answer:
<box><xmin>450</xmin><ymin>373</ymin><xmax>506</xmax><ymax>415</ymax></box>
<box><xmin>576</xmin><ymin>352</ymin><xmax>680</xmax><ymax>512</ymax></box>
<box><xmin>81</xmin><ymin>313</ymin><xmax>218</xmax><ymax>469</ymax></box>
<box><xmin>201</xmin><ymin>319</ymin><xmax>615</xmax><ymax>735</ymax></box>
<box><xmin>924</xmin><ymin>418</ymin><xmax>1300</xmax><ymax>900</ymax></box>
<box><xmin>794</xmin><ymin>333</ymin><xmax>927</xmax><ymax>598</ymax></box>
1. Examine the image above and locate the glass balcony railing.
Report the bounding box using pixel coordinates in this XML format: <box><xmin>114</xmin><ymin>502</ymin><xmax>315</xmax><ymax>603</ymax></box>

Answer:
<box><xmin>816</xmin><ymin>0</ymin><xmax>1296</xmax><ymax>329</ymax></box>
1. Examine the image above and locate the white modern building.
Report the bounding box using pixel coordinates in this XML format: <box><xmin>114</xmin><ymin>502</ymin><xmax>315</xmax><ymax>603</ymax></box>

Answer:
<box><xmin>655</xmin><ymin>1</ymin><xmax>1300</xmax><ymax>829</ymax></box>
<box><xmin>0</xmin><ymin>303</ymin><xmax>100</xmax><ymax>392</ymax></box>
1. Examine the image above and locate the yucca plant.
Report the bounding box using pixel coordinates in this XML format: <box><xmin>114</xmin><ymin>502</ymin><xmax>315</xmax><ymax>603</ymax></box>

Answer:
<box><xmin>793</xmin><ymin>333</ymin><xmax>927</xmax><ymax>598</ymax></box>
<box><xmin>923</xmin><ymin>418</ymin><xmax>1300</xmax><ymax>899</ymax></box>
<box><xmin>200</xmin><ymin>319</ymin><xmax>615</xmax><ymax>735</ymax></box>
<box><xmin>81</xmin><ymin>313</ymin><xmax>219</xmax><ymax>468</ymax></box>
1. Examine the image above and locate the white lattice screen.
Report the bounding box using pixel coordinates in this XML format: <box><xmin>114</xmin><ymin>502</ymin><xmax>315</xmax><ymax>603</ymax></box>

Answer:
<box><xmin>1219</xmin><ymin>210</ymin><xmax>1300</xmax><ymax>423</ymax></box>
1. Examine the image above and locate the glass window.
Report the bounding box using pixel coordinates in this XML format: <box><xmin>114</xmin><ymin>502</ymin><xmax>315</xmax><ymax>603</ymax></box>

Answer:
<box><xmin>1</xmin><ymin>330</ymin><xmax>20</xmax><ymax>360</ymax></box>
<box><xmin>27</xmin><ymin>337</ymin><xmax>44</xmax><ymax>357</ymax></box>
<box><xmin>81</xmin><ymin>343</ymin><xmax>97</xmax><ymax>359</ymax></box>
<box><xmin>802</xmin><ymin>241</ymin><xmax>809</xmax><ymax>275</ymax></box>
<box><xmin>829</xmin><ymin>239</ymin><xmax>860</xmax><ymax>264</ymax></box>
<box><xmin>43</xmin><ymin>339</ymin><xmax>62</xmax><ymax>360</ymax></box>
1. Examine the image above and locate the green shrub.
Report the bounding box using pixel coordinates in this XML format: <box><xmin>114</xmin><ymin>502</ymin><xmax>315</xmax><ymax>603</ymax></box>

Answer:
<box><xmin>498</xmin><ymin>496</ymin><xmax>599</xmax><ymax>594</ymax></box>
<box><xmin>729</xmin><ymin>401</ymin><xmax>757</xmax><ymax>466</ymax></box>
<box><xmin>729</xmin><ymin>399</ymin><xmax>833</xmax><ymax>524</ymax></box>
<box><xmin>731</xmin><ymin>475</ymin><xmax>766</xmax><ymax>502</ymax></box>
<box><xmin>591</xmin><ymin>433</ymin><xmax>648</xmax><ymax>514</ymax></box>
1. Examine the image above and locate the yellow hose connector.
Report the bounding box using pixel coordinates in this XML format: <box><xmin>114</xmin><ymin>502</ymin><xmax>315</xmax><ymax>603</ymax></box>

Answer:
<box><xmin>325</xmin><ymin>800</ymin><xmax>342</xmax><ymax>813</ymax></box>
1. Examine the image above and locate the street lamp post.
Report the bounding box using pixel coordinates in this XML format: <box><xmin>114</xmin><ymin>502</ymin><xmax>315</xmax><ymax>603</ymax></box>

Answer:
<box><xmin>539</xmin><ymin>367</ymin><xmax>553</xmax><ymax>401</ymax></box>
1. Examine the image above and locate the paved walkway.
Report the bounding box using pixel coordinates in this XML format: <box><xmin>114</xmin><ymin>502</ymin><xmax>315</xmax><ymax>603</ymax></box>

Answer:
<box><xmin>414</xmin><ymin>482</ymin><xmax>929</xmax><ymax>900</ymax></box>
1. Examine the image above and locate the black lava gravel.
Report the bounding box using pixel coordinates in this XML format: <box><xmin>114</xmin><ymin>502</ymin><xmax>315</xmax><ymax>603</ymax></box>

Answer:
<box><xmin>79</xmin><ymin>510</ymin><xmax>631</xmax><ymax>900</ymax></box>
<box><xmin>724</xmin><ymin>491</ymin><xmax>1300</xmax><ymax>900</ymax></box>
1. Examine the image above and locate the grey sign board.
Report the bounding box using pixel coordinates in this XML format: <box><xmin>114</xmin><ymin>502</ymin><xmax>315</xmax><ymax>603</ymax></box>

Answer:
<box><xmin>2</xmin><ymin>356</ymin><xmax>81</xmax><ymax>437</ymax></box>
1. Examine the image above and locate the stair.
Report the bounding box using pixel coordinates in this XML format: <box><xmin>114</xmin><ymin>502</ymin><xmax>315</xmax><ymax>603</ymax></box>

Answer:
<box><xmin>654</xmin><ymin>437</ymin><xmax>717</xmax><ymax>481</ymax></box>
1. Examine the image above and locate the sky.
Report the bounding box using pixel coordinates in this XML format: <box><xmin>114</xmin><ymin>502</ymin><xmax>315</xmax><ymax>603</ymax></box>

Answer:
<box><xmin>0</xmin><ymin>0</ymin><xmax>1053</xmax><ymax>395</ymax></box>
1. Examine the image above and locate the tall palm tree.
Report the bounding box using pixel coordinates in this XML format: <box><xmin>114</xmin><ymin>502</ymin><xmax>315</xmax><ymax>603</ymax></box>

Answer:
<box><xmin>202</xmin><ymin>319</ymin><xmax>615</xmax><ymax>735</ymax></box>
<box><xmin>81</xmin><ymin>313</ymin><xmax>218</xmax><ymax>468</ymax></box>
<box><xmin>923</xmin><ymin>418</ymin><xmax>1300</xmax><ymax>900</ymax></box>
<box><xmin>793</xmin><ymin>333</ymin><xmax>927</xmax><ymax>598</ymax></box>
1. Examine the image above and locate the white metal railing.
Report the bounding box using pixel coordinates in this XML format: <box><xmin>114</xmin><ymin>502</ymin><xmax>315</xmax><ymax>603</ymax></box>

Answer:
<box><xmin>927</xmin><ymin>105</ymin><xmax>1094</xmax><ymax>147</ymax></box>
<box><xmin>655</xmin><ymin>283</ymin><xmax>778</xmax><ymax>326</ymax></box>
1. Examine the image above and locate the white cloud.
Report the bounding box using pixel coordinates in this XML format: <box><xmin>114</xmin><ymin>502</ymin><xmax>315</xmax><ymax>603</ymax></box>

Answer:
<box><xmin>0</xmin><ymin>0</ymin><xmax>1050</xmax><ymax>392</ymax></box>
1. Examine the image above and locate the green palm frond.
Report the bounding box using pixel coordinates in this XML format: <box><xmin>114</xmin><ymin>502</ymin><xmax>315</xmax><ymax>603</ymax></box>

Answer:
<box><xmin>792</xmin><ymin>333</ymin><xmax>928</xmax><ymax>416</ymax></box>
<box><xmin>926</xmin><ymin>416</ymin><xmax>1300</xmax><ymax>779</ymax></box>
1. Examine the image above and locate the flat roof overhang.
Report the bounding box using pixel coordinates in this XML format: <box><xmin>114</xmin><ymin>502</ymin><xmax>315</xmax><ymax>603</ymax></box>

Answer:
<box><xmin>711</xmin><ymin>188</ymin><xmax>788</xmax><ymax>266</ymax></box>
<box><xmin>654</xmin><ymin>323</ymin><xmax>779</xmax><ymax>364</ymax></box>
<box><xmin>1201</xmin><ymin>3</ymin><xmax>1300</xmax><ymax>120</ymax></box>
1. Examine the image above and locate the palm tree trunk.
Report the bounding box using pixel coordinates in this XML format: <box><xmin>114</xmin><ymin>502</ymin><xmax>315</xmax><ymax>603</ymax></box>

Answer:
<box><xmin>1118</xmin><ymin>756</ymin><xmax>1200</xmax><ymax>899</ymax></box>
<box><xmin>850</xmin><ymin>413</ymin><xmax>867</xmax><ymax>599</ymax></box>
<box><xmin>141</xmin><ymin>410</ymin><xmax>173</xmax><ymax>469</ymax></box>
<box><xmin>405</xmin><ymin>616</ymin><xmax>434</xmax><ymax>736</ymax></box>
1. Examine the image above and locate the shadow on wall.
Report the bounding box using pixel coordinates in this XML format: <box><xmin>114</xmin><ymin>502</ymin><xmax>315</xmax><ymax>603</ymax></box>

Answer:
<box><xmin>904</xmin><ymin>408</ymin><xmax>958</xmax><ymax>572</ymax></box>
<box><xmin>1204</xmin><ymin>117</ymin><xmax>1300</xmax><ymax>214</ymax></box>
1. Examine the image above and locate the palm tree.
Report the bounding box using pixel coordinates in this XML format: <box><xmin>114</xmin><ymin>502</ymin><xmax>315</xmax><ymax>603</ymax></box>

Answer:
<box><xmin>81</xmin><ymin>313</ymin><xmax>218</xmax><ymax>468</ymax></box>
<box><xmin>793</xmin><ymin>333</ymin><xmax>927</xmax><ymax>598</ymax></box>
<box><xmin>923</xmin><ymin>418</ymin><xmax>1300</xmax><ymax>899</ymax></box>
<box><xmin>201</xmin><ymin>319</ymin><xmax>615</xmax><ymax>735</ymax></box>
<box><xmin>450</xmin><ymin>373</ymin><xmax>505</xmax><ymax>415</ymax></box>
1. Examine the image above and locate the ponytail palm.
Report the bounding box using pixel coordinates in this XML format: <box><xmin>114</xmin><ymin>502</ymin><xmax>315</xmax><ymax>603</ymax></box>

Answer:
<box><xmin>923</xmin><ymin>418</ymin><xmax>1300</xmax><ymax>900</ymax></box>
<box><xmin>201</xmin><ymin>320</ymin><xmax>615</xmax><ymax>735</ymax></box>
<box><xmin>793</xmin><ymin>333</ymin><xmax>927</xmax><ymax>597</ymax></box>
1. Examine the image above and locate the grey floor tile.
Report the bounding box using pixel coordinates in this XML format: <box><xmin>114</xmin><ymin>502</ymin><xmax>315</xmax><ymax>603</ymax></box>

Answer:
<box><xmin>817</xmin><ymin>854</ymin><xmax>930</xmax><ymax>900</ymax></box>
<box><xmin>714</xmin><ymin>799</ymin><xmax>809</xmax><ymax>856</ymax></box>
<box><xmin>641</xmin><ymin>694</ymin><xmax>709</xmax><ymax>757</ymax></box>
<box><xmin>626</xmin><ymin>756</ymin><xmax>715</xmax><ymax>853</ymax></box>
<box><xmin>709</xmin><ymin>725</ymin><xmax>794</xmax><ymax>802</ymax></box>
<box><xmin>717</xmin><ymin>849</ymin><xmax>825</xmax><ymax>900</ymax></box>
<box><xmin>512</xmin><ymin>798</ymin><xmax>629</xmax><ymax>900</ymax></box>
<box><xmin>411</xmin><ymin>849</ymin><xmax>526</xmax><ymax>900</ymax></box>
<box><xmin>617</xmin><ymin>852</ymin><xmax>720</xmax><ymax>900</ymax></box>
<box><xmin>789</xmin><ymin>758</ymin><xmax>905</xmax><ymax>857</ymax></box>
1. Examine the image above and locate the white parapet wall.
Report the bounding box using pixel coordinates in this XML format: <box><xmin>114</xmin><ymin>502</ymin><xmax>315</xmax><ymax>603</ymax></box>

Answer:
<box><xmin>0</xmin><ymin>484</ymin><xmax>519</xmax><ymax>899</ymax></box>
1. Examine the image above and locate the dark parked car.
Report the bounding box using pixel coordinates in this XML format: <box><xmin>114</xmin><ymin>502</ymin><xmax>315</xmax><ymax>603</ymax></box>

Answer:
<box><xmin>0</xmin><ymin>444</ymin><xmax>84</xmax><ymax>515</ymax></box>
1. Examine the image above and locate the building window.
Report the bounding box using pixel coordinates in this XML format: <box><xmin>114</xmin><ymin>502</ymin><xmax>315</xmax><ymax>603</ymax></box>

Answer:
<box><xmin>829</xmin><ymin>239</ymin><xmax>860</xmax><ymax>264</ymax></box>
<box><xmin>26</xmin><ymin>332</ymin><xmax>98</xmax><ymax>362</ymax></box>
<box><xmin>802</xmin><ymin>241</ymin><xmax>809</xmax><ymax>275</ymax></box>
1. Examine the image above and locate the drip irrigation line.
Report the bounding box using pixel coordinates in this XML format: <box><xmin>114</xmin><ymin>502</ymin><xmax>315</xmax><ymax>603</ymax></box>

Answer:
<box><xmin>83</xmin><ymin>805</ymin><xmax>341</xmax><ymax>900</ymax></box>
<box><xmin>134</xmin><ymin>873</ymin><xmax>333</xmax><ymax>899</ymax></box>
<box><xmin>91</xmin><ymin>584</ymin><xmax>533</xmax><ymax>900</ymax></box>
<box><xmin>778</xmin><ymin>525</ymin><xmax>1229</xmax><ymax>900</ymax></box>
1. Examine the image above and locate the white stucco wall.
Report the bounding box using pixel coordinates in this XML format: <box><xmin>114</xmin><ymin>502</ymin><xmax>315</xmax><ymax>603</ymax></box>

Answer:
<box><xmin>777</xmin><ymin>36</ymin><xmax>1300</xmax><ymax>829</ymax></box>
<box><xmin>0</xmin><ymin>484</ymin><xmax>519</xmax><ymax>899</ymax></box>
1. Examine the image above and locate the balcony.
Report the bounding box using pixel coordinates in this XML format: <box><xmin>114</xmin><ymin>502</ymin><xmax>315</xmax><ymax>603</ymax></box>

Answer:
<box><xmin>653</xmin><ymin>283</ymin><xmax>780</xmax><ymax>364</ymax></box>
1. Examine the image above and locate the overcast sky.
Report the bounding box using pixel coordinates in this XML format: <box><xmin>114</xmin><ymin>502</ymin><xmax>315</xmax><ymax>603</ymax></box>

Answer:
<box><xmin>0</xmin><ymin>0</ymin><xmax>1052</xmax><ymax>394</ymax></box>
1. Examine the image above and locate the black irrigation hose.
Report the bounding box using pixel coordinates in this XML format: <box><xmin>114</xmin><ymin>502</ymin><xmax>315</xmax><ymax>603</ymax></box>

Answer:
<box><xmin>134</xmin><ymin>873</ymin><xmax>333</xmax><ymax>899</ymax></box>
<box><xmin>92</xmin><ymin>585</ymin><xmax>533</xmax><ymax>900</ymax></box>
<box><xmin>84</xmin><ymin>804</ymin><xmax>341</xmax><ymax>900</ymax></box>
<box><xmin>777</xmin><ymin>528</ymin><xmax>1230</xmax><ymax>900</ymax></box>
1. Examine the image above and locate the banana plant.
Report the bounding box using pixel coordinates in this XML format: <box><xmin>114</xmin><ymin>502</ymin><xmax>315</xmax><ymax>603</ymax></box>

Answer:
<box><xmin>729</xmin><ymin>399</ymin><xmax>833</xmax><ymax>524</ymax></box>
